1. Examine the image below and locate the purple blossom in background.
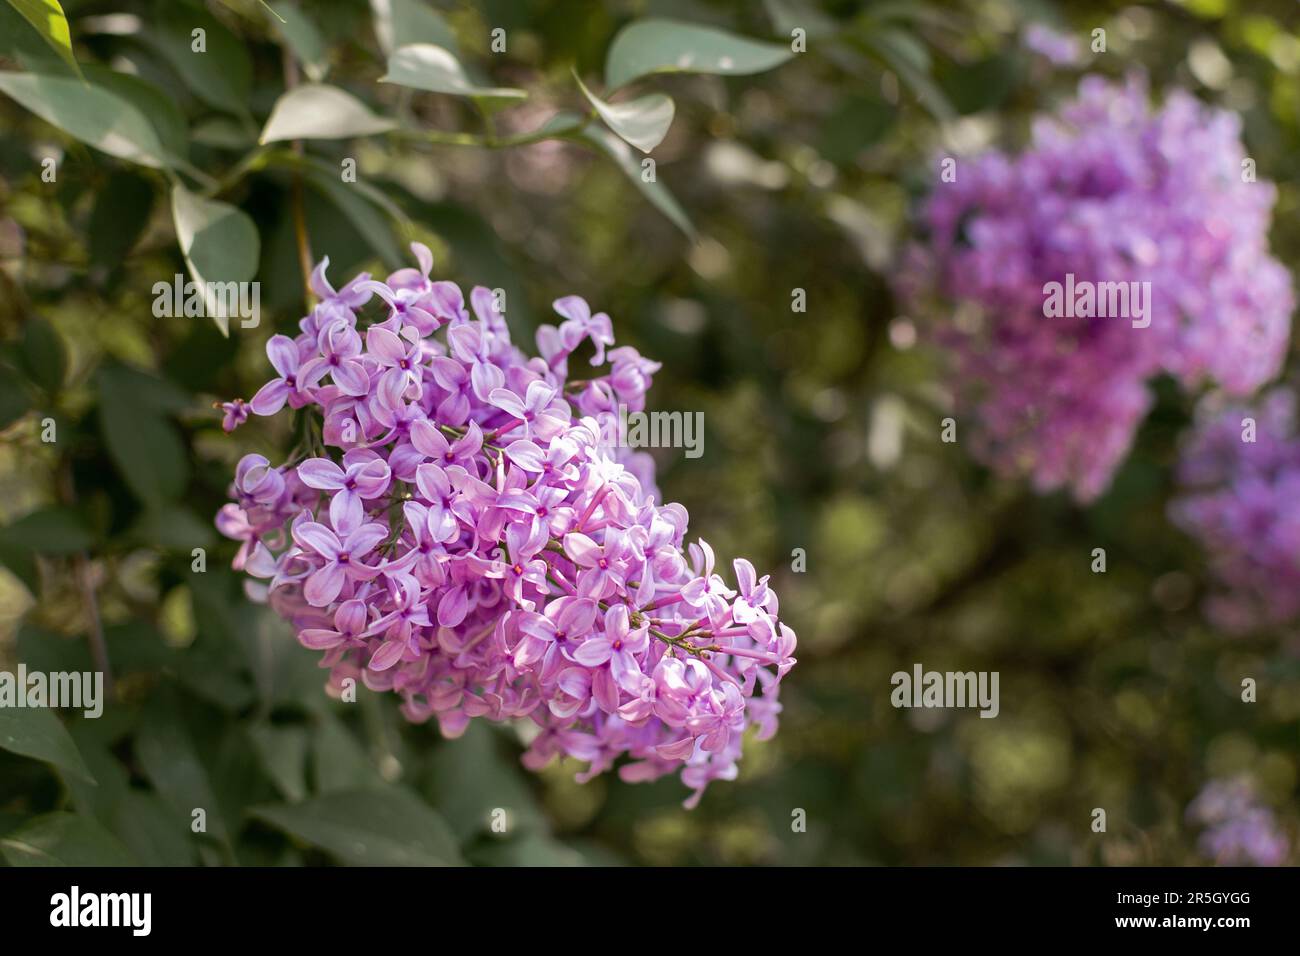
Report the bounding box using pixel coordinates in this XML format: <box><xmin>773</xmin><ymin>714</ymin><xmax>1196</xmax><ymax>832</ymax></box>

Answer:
<box><xmin>899</xmin><ymin>74</ymin><xmax>1293</xmax><ymax>501</ymax></box>
<box><xmin>217</xmin><ymin>244</ymin><xmax>797</xmax><ymax>807</ymax></box>
<box><xmin>1170</xmin><ymin>389</ymin><xmax>1300</xmax><ymax>633</ymax></box>
<box><xmin>1022</xmin><ymin>24</ymin><xmax>1083</xmax><ymax>67</ymax></box>
<box><xmin>1186</xmin><ymin>778</ymin><xmax>1289</xmax><ymax>866</ymax></box>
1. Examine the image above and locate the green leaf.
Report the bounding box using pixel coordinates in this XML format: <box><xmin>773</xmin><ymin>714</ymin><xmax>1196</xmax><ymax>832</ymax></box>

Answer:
<box><xmin>191</xmin><ymin>116</ymin><xmax>254</xmax><ymax>151</ymax></box>
<box><xmin>861</xmin><ymin>27</ymin><xmax>953</xmax><ymax>121</ymax></box>
<box><xmin>146</xmin><ymin>4</ymin><xmax>253</xmax><ymax>118</ymax></box>
<box><xmin>88</xmin><ymin>169</ymin><xmax>154</xmax><ymax>272</ymax></box>
<box><xmin>96</xmin><ymin>365</ymin><xmax>190</xmax><ymax>503</ymax></box>
<box><xmin>580</xmin><ymin>120</ymin><xmax>694</xmax><ymax>237</ymax></box>
<box><xmin>310</xmin><ymin>714</ymin><xmax>384</xmax><ymax>793</ymax></box>
<box><xmin>102</xmin><ymin>361</ymin><xmax>191</xmax><ymax>415</ymax></box>
<box><xmin>604</xmin><ymin>18</ymin><xmax>795</xmax><ymax>91</ymax></box>
<box><xmin>0</xmin><ymin>706</ymin><xmax>95</xmax><ymax>782</ymax></box>
<box><xmin>290</xmin><ymin>154</ymin><xmax>411</xmax><ymax>227</ymax></box>
<box><xmin>381</xmin><ymin>43</ymin><xmax>526</xmax><ymax>102</ymax></box>
<box><xmin>0</xmin><ymin>0</ymin><xmax>69</xmax><ymax>74</ymax></box>
<box><xmin>471</xmin><ymin>832</ymin><xmax>587</xmax><ymax>866</ymax></box>
<box><xmin>134</xmin><ymin>692</ymin><xmax>229</xmax><ymax>845</ymax></box>
<box><xmin>245</xmin><ymin>610</ymin><xmax>325</xmax><ymax>709</ymax></box>
<box><xmin>19</xmin><ymin>624</ymin><xmax>95</xmax><ymax>677</ymax></box>
<box><xmin>260</xmin><ymin>83</ymin><xmax>397</xmax><ymax>144</ymax></box>
<box><xmin>0</xmin><ymin>506</ymin><xmax>92</xmax><ymax>553</ymax></box>
<box><xmin>248</xmin><ymin>723</ymin><xmax>308</xmax><ymax>802</ymax></box>
<box><xmin>370</xmin><ymin>0</ymin><xmax>457</xmax><ymax>56</ymax></box>
<box><xmin>270</xmin><ymin>2</ymin><xmax>328</xmax><ymax>81</ymax></box>
<box><xmin>62</xmin><ymin>723</ymin><xmax>197</xmax><ymax>866</ymax></box>
<box><xmin>181</xmin><ymin>574</ymin><xmax>260</xmax><ymax>710</ymax></box>
<box><xmin>252</xmin><ymin>788</ymin><xmax>464</xmax><ymax>865</ymax></box>
<box><xmin>1</xmin><ymin>813</ymin><xmax>136</xmax><ymax>866</ymax></box>
<box><xmin>60</xmin><ymin>722</ymin><xmax>128</xmax><ymax>818</ymax></box>
<box><xmin>17</xmin><ymin>316</ymin><xmax>65</xmax><ymax>392</ymax></box>
<box><xmin>299</xmin><ymin>163</ymin><xmax>404</xmax><ymax>268</ymax></box>
<box><xmin>109</xmin><ymin>792</ymin><xmax>197</xmax><ymax>866</ymax></box>
<box><xmin>0</xmin><ymin>71</ymin><xmax>167</xmax><ymax>167</ymax></box>
<box><xmin>421</xmin><ymin>723</ymin><xmax>545</xmax><ymax>841</ymax></box>
<box><xmin>100</xmin><ymin>621</ymin><xmax>175</xmax><ymax>677</ymax></box>
<box><xmin>82</xmin><ymin>64</ymin><xmax>189</xmax><ymax>165</ymax></box>
<box><xmin>576</xmin><ymin>73</ymin><xmax>674</xmax><ymax>154</ymax></box>
<box><xmin>218</xmin><ymin>0</ymin><xmax>285</xmax><ymax>24</ymax></box>
<box><xmin>210</xmin><ymin>727</ymin><xmax>279</xmax><ymax>851</ymax></box>
<box><xmin>170</xmin><ymin>184</ymin><xmax>260</xmax><ymax>336</ymax></box>
<box><xmin>5</xmin><ymin>0</ymin><xmax>82</xmax><ymax>79</ymax></box>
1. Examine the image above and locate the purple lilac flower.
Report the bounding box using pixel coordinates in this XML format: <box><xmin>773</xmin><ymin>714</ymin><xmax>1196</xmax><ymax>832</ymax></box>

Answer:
<box><xmin>217</xmin><ymin>243</ymin><xmax>797</xmax><ymax>806</ymax></box>
<box><xmin>1170</xmin><ymin>389</ymin><xmax>1300</xmax><ymax>633</ymax></box>
<box><xmin>219</xmin><ymin>398</ymin><xmax>250</xmax><ymax>432</ymax></box>
<box><xmin>899</xmin><ymin>74</ymin><xmax>1293</xmax><ymax>501</ymax></box>
<box><xmin>249</xmin><ymin>334</ymin><xmax>327</xmax><ymax>415</ymax></box>
<box><xmin>1187</xmin><ymin>778</ymin><xmax>1289</xmax><ymax>866</ymax></box>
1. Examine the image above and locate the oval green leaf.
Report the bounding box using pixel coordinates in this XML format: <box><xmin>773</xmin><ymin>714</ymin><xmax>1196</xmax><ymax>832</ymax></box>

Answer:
<box><xmin>370</xmin><ymin>0</ymin><xmax>458</xmax><ymax>56</ymax></box>
<box><xmin>300</xmin><ymin>166</ymin><xmax>404</xmax><ymax>268</ymax></box>
<box><xmin>0</xmin><ymin>706</ymin><xmax>95</xmax><ymax>782</ymax></box>
<box><xmin>251</xmin><ymin>788</ymin><xmax>464</xmax><ymax>866</ymax></box>
<box><xmin>580</xmin><ymin>121</ymin><xmax>694</xmax><ymax>237</ymax></box>
<box><xmin>1</xmin><ymin>813</ymin><xmax>136</xmax><ymax>866</ymax></box>
<box><xmin>270</xmin><ymin>2</ymin><xmax>328</xmax><ymax>81</ymax></box>
<box><xmin>381</xmin><ymin>43</ymin><xmax>526</xmax><ymax>102</ymax></box>
<box><xmin>96</xmin><ymin>365</ymin><xmax>190</xmax><ymax>501</ymax></box>
<box><xmin>5</xmin><ymin>0</ymin><xmax>82</xmax><ymax>79</ymax></box>
<box><xmin>604</xmin><ymin>18</ymin><xmax>795</xmax><ymax>90</ymax></box>
<box><xmin>134</xmin><ymin>693</ymin><xmax>229</xmax><ymax>846</ymax></box>
<box><xmin>171</xmin><ymin>184</ymin><xmax>260</xmax><ymax>336</ymax></box>
<box><xmin>0</xmin><ymin>71</ymin><xmax>166</xmax><ymax>167</ymax></box>
<box><xmin>18</xmin><ymin>316</ymin><xmax>66</xmax><ymax>392</ymax></box>
<box><xmin>261</xmin><ymin>83</ymin><xmax>397</xmax><ymax>144</ymax></box>
<box><xmin>576</xmin><ymin>73</ymin><xmax>674</xmax><ymax>154</ymax></box>
<box><xmin>81</xmin><ymin>65</ymin><xmax>189</xmax><ymax>166</ymax></box>
<box><xmin>146</xmin><ymin>5</ymin><xmax>253</xmax><ymax>118</ymax></box>
<box><xmin>0</xmin><ymin>506</ymin><xmax>92</xmax><ymax>554</ymax></box>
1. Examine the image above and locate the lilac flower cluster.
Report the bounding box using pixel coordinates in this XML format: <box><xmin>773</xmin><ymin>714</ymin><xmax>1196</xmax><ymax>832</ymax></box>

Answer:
<box><xmin>899</xmin><ymin>74</ymin><xmax>1293</xmax><ymax>501</ymax></box>
<box><xmin>1170</xmin><ymin>390</ymin><xmax>1300</xmax><ymax>634</ymax></box>
<box><xmin>216</xmin><ymin>245</ymin><xmax>796</xmax><ymax>806</ymax></box>
<box><xmin>1186</xmin><ymin>778</ymin><xmax>1289</xmax><ymax>866</ymax></box>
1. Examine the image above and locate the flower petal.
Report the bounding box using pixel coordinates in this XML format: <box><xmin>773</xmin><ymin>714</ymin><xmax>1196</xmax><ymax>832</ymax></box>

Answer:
<box><xmin>297</xmin><ymin>457</ymin><xmax>346</xmax><ymax>490</ymax></box>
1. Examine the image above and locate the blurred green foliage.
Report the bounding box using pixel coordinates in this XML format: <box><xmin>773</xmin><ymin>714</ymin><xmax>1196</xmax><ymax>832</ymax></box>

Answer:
<box><xmin>0</xmin><ymin>0</ymin><xmax>1297</xmax><ymax>865</ymax></box>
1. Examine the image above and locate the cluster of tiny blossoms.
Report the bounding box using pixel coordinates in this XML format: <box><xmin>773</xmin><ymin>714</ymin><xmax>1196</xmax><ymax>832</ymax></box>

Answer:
<box><xmin>1169</xmin><ymin>390</ymin><xmax>1300</xmax><ymax>634</ymax></box>
<box><xmin>1186</xmin><ymin>778</ymin><xmax>1289</xmax><ymax>866</ymax></box>
<box><xmin>216</xmin><ymin>244</ymin><xmax>796</xmax><ymax>806</ymax></box>
<box><xmin>899</xmin><ymin>74</ymin><xmax>1293</xmax><ymax>501</ymax></box>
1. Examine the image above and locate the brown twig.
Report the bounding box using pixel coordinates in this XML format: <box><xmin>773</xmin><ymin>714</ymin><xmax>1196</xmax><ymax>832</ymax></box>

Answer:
<box><xmin>58</xmin><ymin>463</ymin><xmax>114</xmax><ymax>698</ymax></box>
<box><xmin>281</xmin><ymin>50</ymin><xmax>315</xmax><ymax>307</ymax></box>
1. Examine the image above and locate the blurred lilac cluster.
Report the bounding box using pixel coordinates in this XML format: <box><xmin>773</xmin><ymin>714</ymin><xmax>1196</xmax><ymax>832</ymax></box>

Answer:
<box><xmin>1170</xmin><ymin>390</ymin><xmax>1300</xmax><ymax>633</ymax></box>
<box><xmin>1186</xmin><ymin>778</ymin><xmax>1289</xmax><ymax>866</ymax></box>
<box><xmin>900</xmin><ymin>74</ymin><xmax>1293</xmax><ymax>501</ymax></box>
<box><xmin>217</xmin><ymin>245</ymin><xmax>796</xmax><ymax>806</ymax></box>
